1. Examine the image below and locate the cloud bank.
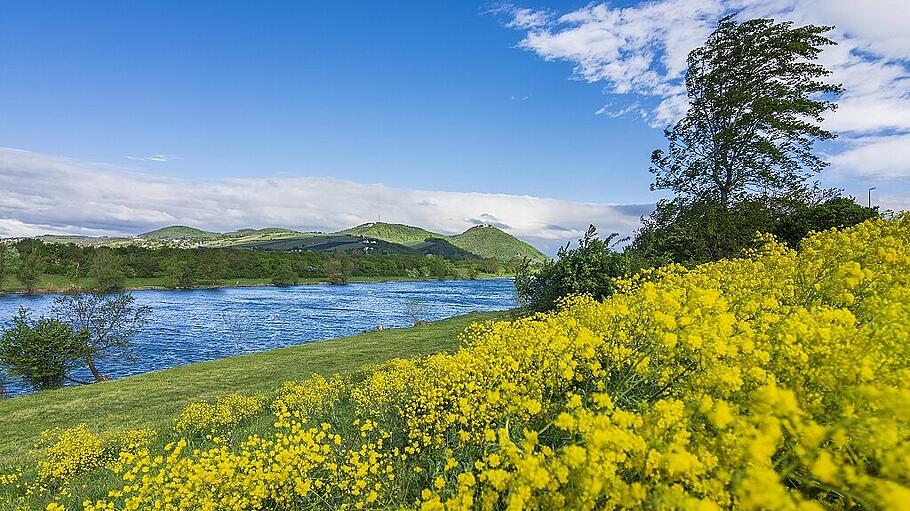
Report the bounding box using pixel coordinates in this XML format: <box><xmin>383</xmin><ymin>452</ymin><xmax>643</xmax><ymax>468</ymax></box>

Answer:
<box><xmin>0</xmin><ymin>148</ymin><xmax>649</xmax><ymax>254</ymax></box>
<box><xmin>501</xmin><ymin>0</ymin><xmax>910</xmax><ymax>181</ymax></box>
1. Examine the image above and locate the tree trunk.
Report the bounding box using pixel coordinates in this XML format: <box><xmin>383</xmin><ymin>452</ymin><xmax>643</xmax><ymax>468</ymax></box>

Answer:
<box><xmin>86</xmin><ymin>356</ymin><xmax>107</xmax><ymax>382</ymax></box>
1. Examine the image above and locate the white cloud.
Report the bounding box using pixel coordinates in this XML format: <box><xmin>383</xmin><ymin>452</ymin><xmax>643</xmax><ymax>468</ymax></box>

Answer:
<box><xmin>502</xmin><ymin>0</ymin><xmax>910</xmax><ymax>180</ymax></box>
<box><xmin>0</xmin><ymin>148</ymin><xmax>649</xmax><ymax>253</ymax></box>
<box><xmin>126</xmin><ymin>154</ymin><xmax>170</xmax><ymax>162</ymax></box>
<box><xmin>829</xmin><ymin>133</ymin><xmax>910</xmax><ymax>179</ymax></box>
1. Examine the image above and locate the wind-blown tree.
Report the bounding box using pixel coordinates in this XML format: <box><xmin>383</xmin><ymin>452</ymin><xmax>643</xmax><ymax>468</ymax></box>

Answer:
<box><xmin>52</xmin><ymin>292</ymin><xmax>150</xmax><ymax>382</ymax></box>
<box><xmin>0</xmin><ymin>308</ymin><xmax>90</xmax><ymax>390</ymax></box>
<box><xmin>650</xmin><ymin>16</ymin><xmax>843</xmax><ymax>210</ymax></box>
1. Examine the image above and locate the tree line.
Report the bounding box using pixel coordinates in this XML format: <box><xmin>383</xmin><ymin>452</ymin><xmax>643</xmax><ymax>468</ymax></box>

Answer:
<box><xmin>0</xmin><ymin>241</ymin><xmax>509</xmax><ymax>294</ymax></box>
<box><xmin>517</xmin><ymin>16</ymin><xmax>879</xmax><ymax>312</ymax></box>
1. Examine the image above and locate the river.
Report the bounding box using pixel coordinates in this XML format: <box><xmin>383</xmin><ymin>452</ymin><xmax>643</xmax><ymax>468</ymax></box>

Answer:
<box><xmin>0</xmin><ymin>278</ymin><xmax>517</xmax><ymax>396</ymax></box>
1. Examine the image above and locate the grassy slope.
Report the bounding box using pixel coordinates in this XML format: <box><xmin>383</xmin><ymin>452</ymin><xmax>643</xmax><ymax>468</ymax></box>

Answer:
<box><xmin>138</xmin><ymin>226</ymin><xmax>221</xmax><ymax>240</ymax></box>
<box><xmin>452</xmin><ymin>225</ymin><xmax>547</xmax><ymax>262</ymax></box>
<box><xmin>338</xmin><ymin>222</ymin><xmax>443</xmax><ymax>246</ymax></box>
<box><xmin>0</xmin><ymin>310</ymin><xmax>508</xmax><ymax>466</ymax></box>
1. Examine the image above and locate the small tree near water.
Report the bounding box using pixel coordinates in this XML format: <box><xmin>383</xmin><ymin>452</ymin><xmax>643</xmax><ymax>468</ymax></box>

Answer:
<box><xmin>0</xmin><ymin>308</ymin><xmax>89</xmax><ymax>390</ymax></box>
<box><xmin>404</xmin><ymin>297</ymin><xmax>430</xmax><ymax>326</ymax></box>
<box><xmin>52</xmin><ymin>291</ymin><xmax>150</xmax><ymax>382</ymax></box>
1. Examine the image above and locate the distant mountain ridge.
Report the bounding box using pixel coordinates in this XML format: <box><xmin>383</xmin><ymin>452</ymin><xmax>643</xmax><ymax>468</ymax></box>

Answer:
<box><xmin>336</xmin><ymin>222</ymin><xmax>547</xmax><ymax>262</ymax></box>
<box><xmin>35</xmin><ymin>222</ymin><xmax>548</xmax><ymax>262</ymax></box>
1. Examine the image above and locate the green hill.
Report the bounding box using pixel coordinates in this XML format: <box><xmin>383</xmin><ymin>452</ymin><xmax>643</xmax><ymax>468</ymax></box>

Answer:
<box><xmin>338</xmin><ymin>222</ymin><xmax>443</xmax><ymax>246</ymax></box>
<box><xmin>37</xmin><ymin>222</ymin><xmax>547</xmax><ymax>262</ymax></box>
<box><xmin>452</xmin><ymin>225</ymin><xmax>546</xmax><ymax>262</ymax></box>
<box><xmin>337</xmin><ymin>222</ymin><xmax>546</xmax><ymax>262</ymax></box>
<box><xmin>138</xmin><ymin>226</ymin><xmax>221</xmax><ymax>240</ymax></box>
<box><xmin>223</xmin><ymin>227</ymin><xmax>302</xmax><ymax>237</ymax></box>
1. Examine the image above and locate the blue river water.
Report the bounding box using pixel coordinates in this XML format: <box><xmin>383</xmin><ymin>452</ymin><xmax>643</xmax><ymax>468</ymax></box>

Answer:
<box><xmin>0</xmin><ymin>278</ymin><xmax>516</xmax><ymax>396</ymax></box>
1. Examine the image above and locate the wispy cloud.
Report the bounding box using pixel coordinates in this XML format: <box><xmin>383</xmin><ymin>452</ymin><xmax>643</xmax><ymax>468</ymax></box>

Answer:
<box><xmin>126</xmin><ymin>154</ymin><xmax>170</xmax><ymax>162</ymax></box>
<box><xmin>0</xmin><ymin>148</ymin><xmax>649</xmax><ymax>254</ymax></box>
<box><xmin>500</xmin><ymin>0</ymin><xmax>910</xmax><ymax>182</ymax></box>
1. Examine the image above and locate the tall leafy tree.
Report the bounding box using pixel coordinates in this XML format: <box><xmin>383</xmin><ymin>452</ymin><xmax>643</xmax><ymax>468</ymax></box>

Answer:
<box><xmin>650</xmin><ymin>16</ymin><xmax>843</xmax><ymax>210</ymax></box>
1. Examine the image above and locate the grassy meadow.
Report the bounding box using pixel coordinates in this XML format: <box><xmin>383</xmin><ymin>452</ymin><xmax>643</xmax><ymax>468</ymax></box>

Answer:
<box><xmin>0</xmin><ymin>310</ymin><xmax>508</xmax><ymax>467</ymax></box>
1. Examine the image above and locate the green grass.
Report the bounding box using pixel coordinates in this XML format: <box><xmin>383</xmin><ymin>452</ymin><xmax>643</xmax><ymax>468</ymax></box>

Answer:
<box><xmin>451</xmin><ymin>225</ymin><xmax>547</xmax><ymax>262</ymax></box>
<box><xmin>0</xmin><ymin>310</ymin><xmax>509</xmax><ymax>467</ymax></box>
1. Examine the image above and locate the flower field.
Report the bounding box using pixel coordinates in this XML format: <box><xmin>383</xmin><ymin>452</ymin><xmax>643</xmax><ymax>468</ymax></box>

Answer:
<box><xmin>2</xmin><ymin>216</ymin><xmax>909</xmax><ymax>510</ymax></box>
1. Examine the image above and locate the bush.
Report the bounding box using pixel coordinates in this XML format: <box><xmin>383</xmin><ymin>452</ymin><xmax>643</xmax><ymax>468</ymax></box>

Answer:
<box><xmin>516</xmin><ymin>225</ymin><xmax>642</xmax><ymax>312</ymax></box>
<box><xmin>0</xmin><ymin>308</ymin><xmax>89</xmax><ymax>390</ymax></box>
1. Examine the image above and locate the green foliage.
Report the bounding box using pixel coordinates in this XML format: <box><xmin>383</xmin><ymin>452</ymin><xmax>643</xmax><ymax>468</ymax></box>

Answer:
<box><xmin>515</xmin><ymin>226</ymin><xmax>642</xmax><ymax>312</ymax></box>
<box><xmin>0</xmin><ymin>308</ymin><xmax>90</xmax><ymax>390</ymax></box>
<box><xmin>0</xmin><ymin>245</ymin><xmax>21</xmax><ymax>289</ymax></box>
<box><xmin>16</xmin><ymin>245</ymin><xmax>45</xmax><ymax>294</ymax></box>
<box><xmin>325</xmin><ymin>253</ymin><xmax>354</xmax><ymax>284</ymax></box>
<box><xmin>632</xmin><ymin>195</ymin><xmax>879</xmax><ymax>265</ymax></box>
<box><xmin>632</xmin><ymin>198</ymin><xmax>776</xmax><ymax>265</ymax></box>
<box><xmin>650</xmin><ymin>16</ymin><xmax>842</xmax><ymax>210</ymax></box>
<box><xmin>163</xmin><ymin>259</ymin><xmax>196</xmax><ymax>289</ymax></box>
<box><xmin>773</xmin><ymin>196</ymin><xmax>879</xmax><ymax>248</ymax></box>
<box><xmin>271</xmin><ymin>260</ymin><xmax>299</xmax><ymax>287</ymax></box>
<box><xmin>89</xmin><ymin>250</ymin><xmax>127</xmax><ymax>292</ymax></box>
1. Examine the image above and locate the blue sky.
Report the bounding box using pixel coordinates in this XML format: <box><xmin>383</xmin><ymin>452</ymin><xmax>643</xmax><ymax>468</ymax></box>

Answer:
<box><xmin>1</xmin><ymin>1</ymin><xmax>908</xmax><ymax>253</ymax></box>
<box><xmin>0</xmin><ymin>1</ymin><xmax>659</xmax><ymax>203</ymax></box>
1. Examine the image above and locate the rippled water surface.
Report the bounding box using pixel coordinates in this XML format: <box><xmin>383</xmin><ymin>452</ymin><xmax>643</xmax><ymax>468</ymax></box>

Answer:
<box><xmin>0</xmin><ymin>279</ymin><xmax>516</xmax><ymax>396</ymax></box>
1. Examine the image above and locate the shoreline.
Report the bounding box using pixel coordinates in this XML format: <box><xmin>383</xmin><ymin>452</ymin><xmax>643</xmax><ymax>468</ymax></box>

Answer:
<box><xmin>0</xmin><ymin>274</ymin><xmax>515</xmax><ymax>297</ymax></box>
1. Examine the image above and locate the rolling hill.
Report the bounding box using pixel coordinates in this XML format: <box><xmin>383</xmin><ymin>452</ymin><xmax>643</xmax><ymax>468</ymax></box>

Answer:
<box><xmin>451</xmin><ymin>225</ymin><xmax>546</xmax><ymax>262</ymax></box>
<box><xmin>34</xmin><ymin>222</ymin><xmax>547</xmax><ymax>262</ymax></box>
<box><xmin>138</xmin><ymin>226</ymin><xmax>221</xmax><ymax>240</ymax></box>
<box><xmin>338</xmin><ymin>223</ymin><xmax>443</xmax><ymax>246</ymax></box>
<box><xmin>336</xmin><ymin>222</ymin><xmax>546</xmax><ymax>262</ymax></box>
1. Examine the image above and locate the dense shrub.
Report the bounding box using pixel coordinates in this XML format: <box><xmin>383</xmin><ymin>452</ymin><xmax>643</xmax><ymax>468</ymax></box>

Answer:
<box><xmin>0</xmin><ymin>309</ymin><xmax>89</xmax><ymax>390</ymax></box>
<box><xmin>515</xmin><ymin>225</ymin><xmax>643</xmax><ymax>312</ymax></box>
<box><xmin>632</xmin><ymin>195</ymin><xmax>878</xmax><ymax>265</ymax></box>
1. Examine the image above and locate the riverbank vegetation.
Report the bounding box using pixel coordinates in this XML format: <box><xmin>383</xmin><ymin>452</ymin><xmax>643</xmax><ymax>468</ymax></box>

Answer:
<box><xmin>2</xmin><ymin>216</ymin><xmax>907</xmax><ymax>510</ymax></box>
<box><xmin>0</xmin><ymin>241</ymin><xmax>515</xmax><ymax>295</ymax></box>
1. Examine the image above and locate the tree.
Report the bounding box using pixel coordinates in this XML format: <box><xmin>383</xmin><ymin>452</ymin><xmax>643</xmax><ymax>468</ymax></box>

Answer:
<box><xmin>16</xmin><ymin>247</ymin><xmax>45</xmax><ymax>294</ymax></box>
<box><xmin>271</xmin><ymin>260</ymin><xmax>299</xmax><ymax>286</ymax></box>
<box><xmin>325</xmin><ymin>253</ymin><xmax>353</xmax><ymax>285</ymax></box>
<box><xmin>650</xmin><ymin>16</ymin><xmax>842</xmax><ymax>211</ymax></box>
<box><xmin>0</xmin><ymin>245</ymin><xmax>21</xmax><ymax>291</ymax></box>
<box><xmin>89</xmin><ymin>250</ymin><xmax>127</xmax><ymax>292</ymax></box>
<box><xmin>163</xmin><ymin>259</ymin><xmax>196</xmax><ymax>289</ymax></box>
<box><xmin>52</xmin><ymin>292</ymin><xmax>150</xmax><ymax>382</ymax></box>
<box><xmin>404</xmin><ymin>297</ymin><xmax>430</xmax><ymax>326</ymax></box>
<box><xmin>516</xmin><ymin>226</ymin><xmax>642</xmax><ymax>312</ymax></box>
<box><xmin>0</xmin><ymin>308</ymin><xmax>89</xmax><ymax>390</ymax></box>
